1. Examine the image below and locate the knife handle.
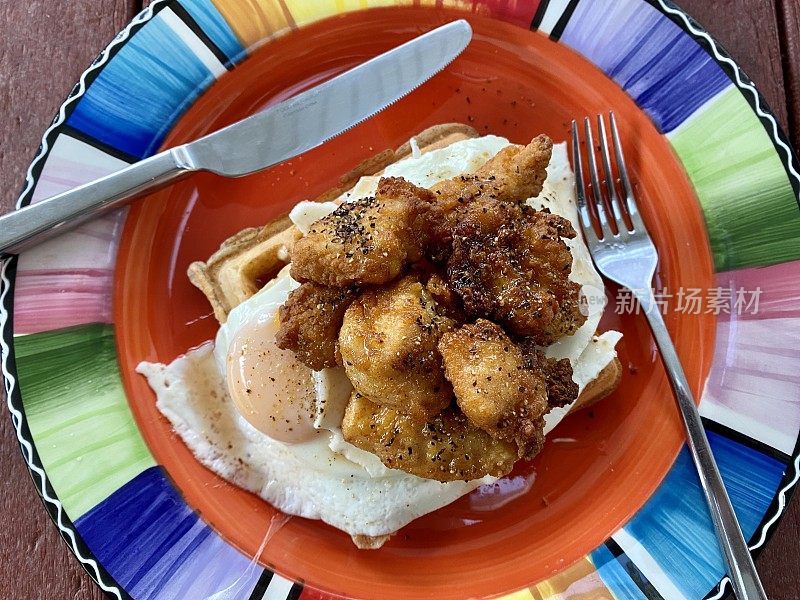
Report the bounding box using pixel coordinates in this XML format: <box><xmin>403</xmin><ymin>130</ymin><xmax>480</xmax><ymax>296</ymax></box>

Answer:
<box><xmin>0</xmin><ymin>146</ymin><xmax>196</xmax><ymax>256</ymax></box>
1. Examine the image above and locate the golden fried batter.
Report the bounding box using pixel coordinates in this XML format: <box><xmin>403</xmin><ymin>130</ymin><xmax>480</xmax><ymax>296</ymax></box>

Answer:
<box><xmin>338</xmin><ymin>275</ymin><xmax>454</xmax><ymax>421</ymax></box>
<box><xmin>447</xmin><ymin>198</ymin><xmax>586</xmax><ymax>345</ymax></box>
<box><xmin>422</xmin><ymin>135</ymin><xmax>553</xmax><ymax>257</ymax></box>
<box><xmin>342</xmin><ymin>393</ymin><xmax>517</xmax><ymax>482</ymax></box>
<box><xmin>291</xmin><ymin>177</ymin><xmax>433</xmax><ymax>287</ymax></box>
<box><xmin>438</xmin><ymin>320</ymin><xmax>550</xmax><ymax>459</ymax></box>
<box><xmin>433</xmin><ymin>135</ymin><xmax>553</xmax><ymax>204</ymax></box>
<box><xmin>275</xmin><ymin>282</ymin><xmax>358</xmax><ymax>370</ymax></box>
<box><xmin>424</xmin><ymin>271</ymin><xmax>466</xmax><ymax>322</ymax></box>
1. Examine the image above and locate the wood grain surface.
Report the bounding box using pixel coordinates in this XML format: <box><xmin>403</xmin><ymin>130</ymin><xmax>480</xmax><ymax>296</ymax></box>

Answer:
<box><xmin>0</xmin><ymin>1</ymin><xmax>798</xmax><ymax>599</ymax></box>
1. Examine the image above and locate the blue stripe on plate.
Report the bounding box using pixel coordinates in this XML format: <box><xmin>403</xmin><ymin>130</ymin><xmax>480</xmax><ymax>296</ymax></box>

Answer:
<box><xmin>65</xmin><ymin>14</ymin><xmax>216</xmax><ymax>159</ymax></box>
<box><xmin>74</xmin><ymin>467</ymin><xmax>262</xmax><ymax>599</ymax></box>
<box><xmin>178</xmin><ymin>0</ymin><xmax>246</xmax><ymax>65</ymax></box>
<box><xmin>620</xmin><ymin>431</ymin><xmax>786</xmax><ymax>598</ymax></box>
<box><xmin>591</xmin><ymin>543</ymin><xmax>654</xmax><ymax>600</ymax></box>
<box><xmin>558</xmin><ymin>0</ymin><xmax>731</xmax><ymax>133</ymax></box>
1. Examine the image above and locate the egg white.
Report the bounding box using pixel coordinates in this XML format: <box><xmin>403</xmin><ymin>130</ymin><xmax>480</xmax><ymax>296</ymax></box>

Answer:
<box><xmin>138</xmin><ymin>264</ymin><xmax>493</xmax><ymax>539</ymax></box>
<box><xmin>138</xmin><ymin>135</ymin><xmax>620</xmax><ymax>539</ymax></box>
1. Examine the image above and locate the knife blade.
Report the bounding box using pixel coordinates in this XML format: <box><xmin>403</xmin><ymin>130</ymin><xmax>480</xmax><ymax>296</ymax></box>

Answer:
<box><xmin>0</xmin><ymin>19</ymin><xmax>473</xmax><ymax>255</ymax></box>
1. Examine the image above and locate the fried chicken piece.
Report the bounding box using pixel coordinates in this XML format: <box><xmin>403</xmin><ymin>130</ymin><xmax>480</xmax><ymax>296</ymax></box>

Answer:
<box><xmin>338</xmin><ymin>275</ymin><xmax>454</xmax><ymax>421</ymax></box>
<box><xmin>447</xmin><ymin>198</ymin><xmax>586</xmax><ymax>345</ymax></box>
<box><xmin>423</xmin><ymin>135</ymin><xmax>553</xmax><ymax>257</ymax></box>
<box><xmin>423</xmin><ymin>271</ymin><xmax>466</xmax><ymax>322</ymax></box>
<box><xmin>433</xmin><ymin>135</ymin><xmax>553</xmax><ymax>204</ymax></box>
<box><xmin>291</xmin><ymin>177</ymin><xmax>433</xmax><ymax>287</ymax></box>
<box><xmin>342</xmin><ymin>392</ymin><xmax>517</xmax><ymax>482</ymax></box>
<box><xmin>438</xmin><ymin>320</ymin><xmax>550</xmax><ymax>459</ymax></box>
<box><xmin>518</xmin><ymin>340</ymin><xmax>579</xmax><ymax>410</ymax></box>
<box><xmin>275</xmin><ymin>282</ymin><xmax>358</xmax><ymax>370</ymax></box>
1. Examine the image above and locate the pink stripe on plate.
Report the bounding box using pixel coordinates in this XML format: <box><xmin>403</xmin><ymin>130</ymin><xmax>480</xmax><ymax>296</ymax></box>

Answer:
<box><xmin>700</xmin><ymin>317</ymin><xmax>800</xmax><ymax>455</ymax></box>
<box><xmin>715</xmin><ymin>260</ymin><xmax>800</xmax><ymax>321</ymax></box>
<box><xmin>13</xmin><ymin>269</ymin><xmax>114</xmax><ymax>334</ymax></box>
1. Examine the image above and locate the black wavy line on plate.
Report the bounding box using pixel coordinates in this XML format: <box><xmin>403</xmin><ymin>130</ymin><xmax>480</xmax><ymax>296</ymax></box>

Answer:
<box><xmin>0</xmin><ymin>257</ymin><xmax>132</xmax><ymax>600</ymax></box>
<box><xmin>14</xmin><ymin>0</ymin><xmax>174</xmax><ymax>211</ymax></box>
<box><xmin>540</xmin><ymin>0</ymin><xmax>800</xmax><ymax>596</ymax></box>
<box><xmin>0</xmin><ymin>2</ymin><xmax>175</xmax><ymax>599</ymax></box>
<box><xmin>641</xmin><ymin>3</ymin><xmax>800</xmax><ymax>597</ymax></box>
<box><xmin>0</xmin><ymin>0</ymin><xmax>301</xmax><ymax>596</ymax></box>
<box><xmin>604</xmin><ymin>539</ymin><xmax>666</xmax><ymax>600</ymax></box>
<box><xmin>646</xmin><ymin>2</ymin><xmax>800</xmax><ymax>595</ymax></box>
<box><xmin>169</xmin><ymin>1</ymin><xmax>235</xmax><ymax>69</ymax></box>
<box><xmin>646</xmin><ymin>0</ymin><xmax>800</xmax><ymax>205</ymax></box>
<box><xmin>701</xmin><ymin>431</ymin><xmax>800</xmax><ymax>600</ymax></box>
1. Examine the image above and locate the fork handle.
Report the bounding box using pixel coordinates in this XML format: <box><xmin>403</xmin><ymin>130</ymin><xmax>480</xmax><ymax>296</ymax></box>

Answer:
<box><xmin>0</xmin><ymin>146</ymin><xmax>196</xmax><ymax>257</ymax></box>
<box><xmin>636</xmin><ymin>290</ymin><xmax>767</xmax><ymax>600</ymax></box>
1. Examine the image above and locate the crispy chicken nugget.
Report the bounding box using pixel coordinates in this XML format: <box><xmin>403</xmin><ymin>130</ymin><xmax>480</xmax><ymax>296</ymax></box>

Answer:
<box><xmin>431</xmin><ymin>135</ymin><xmax>553</xmax><ymax>207</ymax></box>
<box><xmin>275</xmin><ymin>282</ymin><xmax>358</xmax><ymax>371</ymax></box>
<box><xmin>342</xmin><ymin>392</ymin><xmax>517</xmax><ymax>482</ymax></box>
<box><xmin>291</xmin><ymin>177</ymin><xmax>433</xmax><ymax>287</ymax></box>
<box><xmin>339</xmin><ymin>275</ymin><xmax>454</xmax><ymax>421</ymax></box>
<box><xmin>423</xmin><ymin>135</ymin><xmax>553</xmax><ymax>256</ymax></box>
<box><xmin>438</xmin><ymin>319</ymin><xmax>550</xmax><ymax>459</ymax></box>
<box><xmin>447</xmin><ymin>198</ymin><xmax>586</xmax><ymax>345</ymax></box>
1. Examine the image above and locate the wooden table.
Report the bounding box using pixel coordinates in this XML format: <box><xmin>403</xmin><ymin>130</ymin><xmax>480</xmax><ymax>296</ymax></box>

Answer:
<box><xmin>1</xmin><ymin>1</ymin><xmax>798</xmax><ymax>598</ymax></box>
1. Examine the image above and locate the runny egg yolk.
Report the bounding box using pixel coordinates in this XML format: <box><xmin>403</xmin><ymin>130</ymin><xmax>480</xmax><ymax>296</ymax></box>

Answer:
<box><xmin>226</xmin><ymin>309</ymin><xmax>317</xmax><ymax>443</ymax></box>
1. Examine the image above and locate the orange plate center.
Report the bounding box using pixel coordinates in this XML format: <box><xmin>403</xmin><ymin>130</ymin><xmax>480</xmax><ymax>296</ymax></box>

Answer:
<box><xmin>114</xmin><ymin>7</ymin><xmax>716</xmax><ymax>599</ymax></box>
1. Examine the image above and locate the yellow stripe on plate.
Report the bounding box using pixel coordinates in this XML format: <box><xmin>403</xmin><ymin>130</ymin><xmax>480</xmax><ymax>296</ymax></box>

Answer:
<box><xmin>497</xmin><ymin>589</ymin><xmax>536</xmax><ymax>600</ymax></box>
<box><xmin>209</xmin><ymin>0</ymin><xmax>296</xmax><ymax>48</ymax></box>
<box><xmin>532</xmin><ymin>557</ymin><xmax>615</xmax><ymax>600</ymax></box>
<box><xmin>210</xmin><ymin>0</ymin><xmax>478</xmax><ymax>49</ymax></box>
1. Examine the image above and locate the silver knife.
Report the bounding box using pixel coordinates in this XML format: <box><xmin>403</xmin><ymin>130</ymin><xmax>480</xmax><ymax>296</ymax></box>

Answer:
<box><xmin>0</xmin><ymin>20</ymin><xmax>472</xmax><ymax>256</ymax></box>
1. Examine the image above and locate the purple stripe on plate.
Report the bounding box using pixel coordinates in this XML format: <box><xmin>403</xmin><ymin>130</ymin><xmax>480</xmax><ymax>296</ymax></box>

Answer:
<box><xmin>559</xmin><ymin>0</ymin><xmax>730</xmax><ymax>133</ymax></box>
<box><xmin>700</xmin><ymin>317</ymin><xmax>800</xmax><ymax>455</ymax></box>
<box><xmin>14</xmin><ymin>133</ymin><xmax>130</xmax><ymax>333</ymax></box>
<box><xmin>30</xmin><ymin>134</ymin><xmax>130</xmax><ymax>204</ymax></box>
<box><xmin>75</xmin><ymin>467</ymin><xmax>262</xmax><ymax>599</ymax></box>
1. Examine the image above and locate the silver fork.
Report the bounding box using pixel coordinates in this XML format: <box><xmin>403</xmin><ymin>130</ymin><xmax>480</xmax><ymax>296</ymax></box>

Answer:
<box><xmin>572</xmin><ymin>113</ymin><xmax>767</xmax><ymax>600</ymax></box>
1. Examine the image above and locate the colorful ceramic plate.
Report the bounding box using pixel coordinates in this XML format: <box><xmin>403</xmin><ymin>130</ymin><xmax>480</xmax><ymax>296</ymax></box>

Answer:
<box><xmin>2</xmin><ymin>1</ymin><xmax>799</xmax><ymax>599</ymax></box>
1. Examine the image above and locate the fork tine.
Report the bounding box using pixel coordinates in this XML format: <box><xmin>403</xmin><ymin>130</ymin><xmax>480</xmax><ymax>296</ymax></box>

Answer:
<box><xmin>609</xmin><ymin>112</ymin><xmax>647</xmax><ymax>233</ymax></box>
<box><xmin>596</xmin><ymin>114</ymin><xmax>626</xmax><ymax>230</ymax></box>
<box><xmin>571</xmin><ymin>120</ymin><xmax>598</xmax><ymax>244</ymax></box>
<box><xmin>583</xmin><ymin>117</ymin><xmax>614</xmax><ymax>239</ymax></box>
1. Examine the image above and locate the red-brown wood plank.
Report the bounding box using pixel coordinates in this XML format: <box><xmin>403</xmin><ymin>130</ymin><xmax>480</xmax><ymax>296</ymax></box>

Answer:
<box><xmin>778</xmin><ymin>0</ymin><xmax>800</xmax><ymax>150</ymax></box>
<box><xmin>0</xmin><ymin>3</ymin><xmax>139</xmax><ymax>599</ymax></box>
<box><xmin>0</xmin><ymin>1</ymin><xmax>799</xmax><ymax>599</ymax></box>
<box><xmin>678</xmin><ymin>0</ymin><xmax>790</xmax><ymax>130</ymax></box>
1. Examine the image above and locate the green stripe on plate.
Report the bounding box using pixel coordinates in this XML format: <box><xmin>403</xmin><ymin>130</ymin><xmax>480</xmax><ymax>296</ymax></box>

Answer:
<box><xmin>14</xmin><ymin>323</ymin><xmax>155</xmax><ymax>519</ymax></box>
<box><xmin>669</xmin><ymin>87</ymin><xmax>800</xmax><ymax>271</ymax></box>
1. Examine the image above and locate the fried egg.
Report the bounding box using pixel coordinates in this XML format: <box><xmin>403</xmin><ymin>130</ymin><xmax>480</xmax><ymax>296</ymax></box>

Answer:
<box><xmin>137</xmin><ymin>135</ymin><xmax>620</xmax><ymax>540</ymax></box>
